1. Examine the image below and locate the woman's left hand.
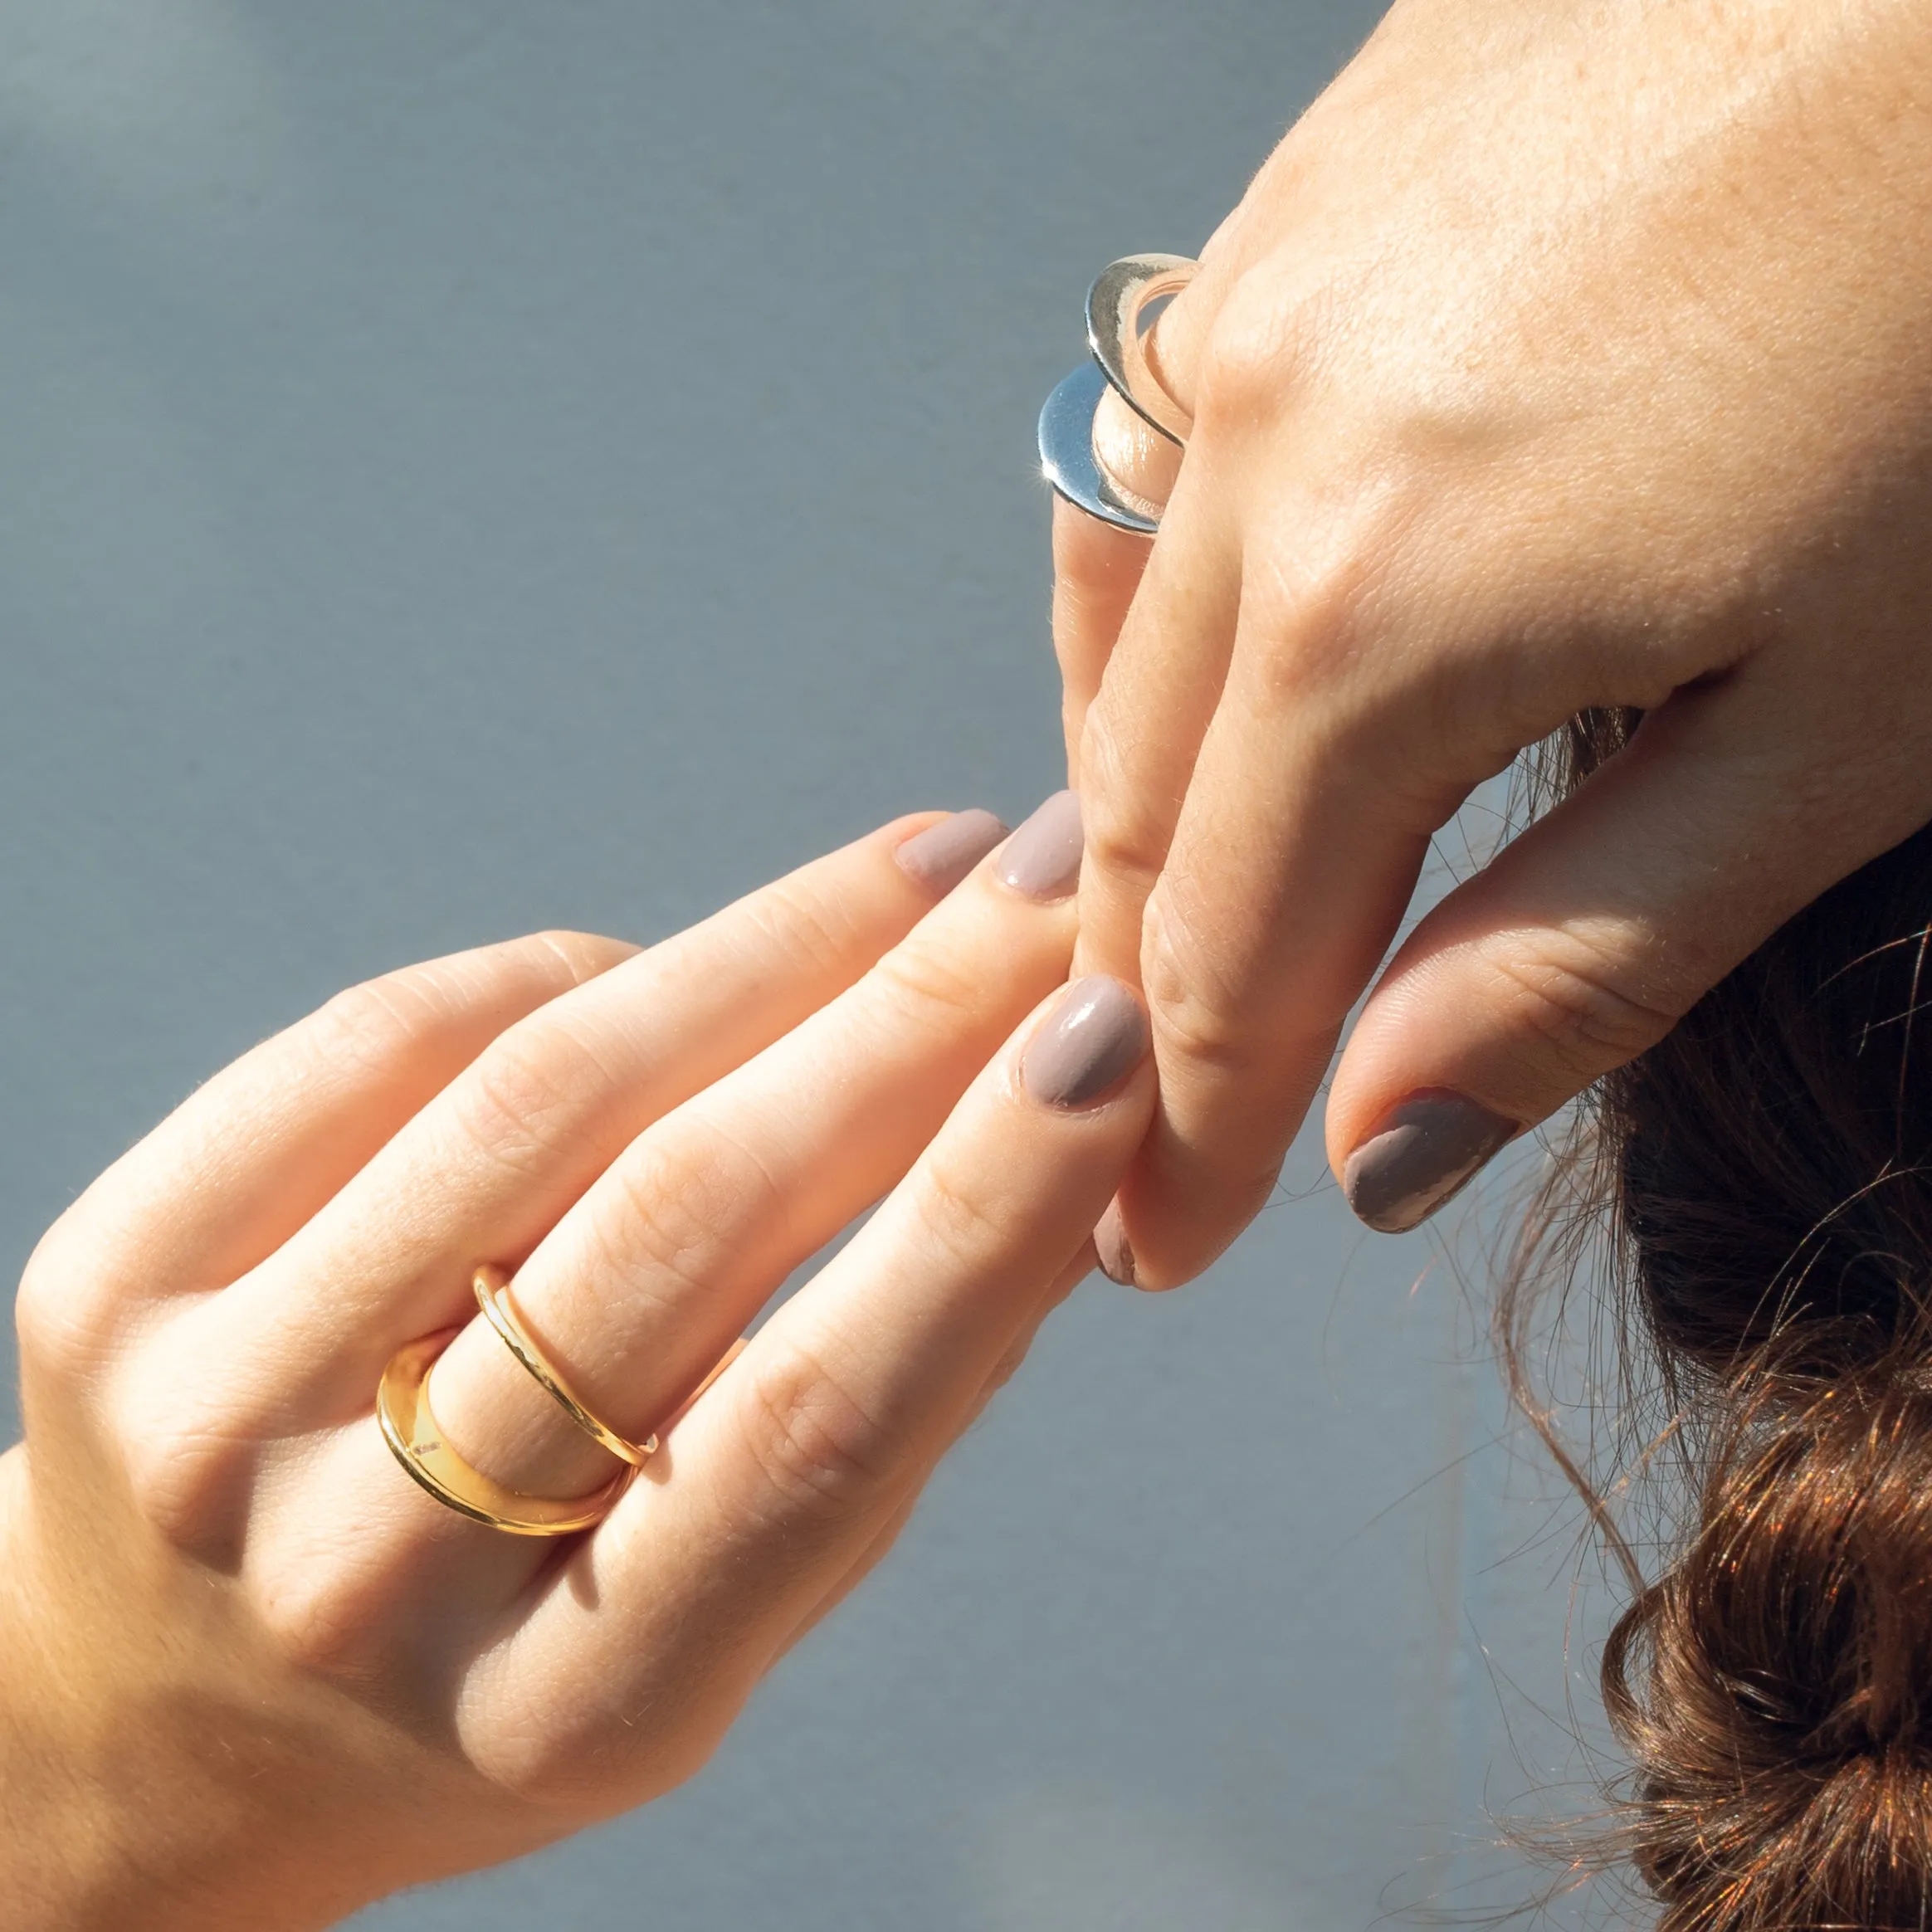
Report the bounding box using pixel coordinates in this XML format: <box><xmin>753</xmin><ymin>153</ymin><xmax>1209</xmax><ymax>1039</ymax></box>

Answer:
<box><xmin>1</xmin><ymin>804</ymin><xmax>1151</xmax><ymax>1930</ymax></box>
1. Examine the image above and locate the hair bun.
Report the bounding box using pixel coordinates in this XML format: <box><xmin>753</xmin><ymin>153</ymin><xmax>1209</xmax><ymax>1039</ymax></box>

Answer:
<box><xmin>1510</xmin><ymin>737</ymin><xmax>1932</xmax><ymax>1925</ymax></box>
<box><xmin>1608</xmin><ymin>1379</ymin><xmax>1932</xmax><ymax>1929</ymax></box>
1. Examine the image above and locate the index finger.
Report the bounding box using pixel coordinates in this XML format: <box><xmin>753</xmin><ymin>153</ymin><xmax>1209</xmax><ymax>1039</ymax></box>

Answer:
<box><xmin>1051</xmin><ymin>496</ymin><xmax>1150</xmax><ymax>782</ymax></box>
<box><xmin>1101</xmin><ymin>577</ymin><xmax>1469</xmax><ymax>1290</ymax></box>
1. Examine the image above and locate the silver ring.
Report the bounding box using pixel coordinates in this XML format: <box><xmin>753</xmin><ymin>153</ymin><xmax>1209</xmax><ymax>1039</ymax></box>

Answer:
<box><xmin>1039</xmin><ymin>253</ymin><xmax>1198</xmax><ymax>535</ymax></box>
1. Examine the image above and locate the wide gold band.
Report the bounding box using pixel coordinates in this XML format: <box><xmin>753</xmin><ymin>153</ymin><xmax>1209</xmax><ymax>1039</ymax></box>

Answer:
<box><xmin>471</xmin><ymin>1265</ymin><xmax>659</xmax><ymax>1464</ymax></box>
<box><xmin>376</xmin><ymin>1330</ymin><xmax>634</xmax><ymax>1537</ymax></box>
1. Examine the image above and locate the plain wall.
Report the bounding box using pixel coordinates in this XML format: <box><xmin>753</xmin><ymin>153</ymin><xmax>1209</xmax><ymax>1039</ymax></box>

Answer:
<box><xmin>0</xmin><ymin>5</ymin><xmax>1628</xmax><ymax>1927</ymax></box>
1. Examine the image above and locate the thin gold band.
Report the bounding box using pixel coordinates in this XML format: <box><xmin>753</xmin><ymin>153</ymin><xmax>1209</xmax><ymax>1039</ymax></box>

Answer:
<box><xmin>376</xmin><ymin>1329</ymin><xmax>634</xmax><ymax>1536</ymax></box>
<box><xmin>471</xmin><ymin>1265</ymin><xmax>660</xmax><ymax>1464</ymax></box>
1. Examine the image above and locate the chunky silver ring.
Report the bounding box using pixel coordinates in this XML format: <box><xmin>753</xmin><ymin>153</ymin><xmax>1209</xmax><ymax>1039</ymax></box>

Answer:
<box><xmin>1038</xmin><ymin>252</ymin><xmax>1198</xmax><ymax>534</ymax></box>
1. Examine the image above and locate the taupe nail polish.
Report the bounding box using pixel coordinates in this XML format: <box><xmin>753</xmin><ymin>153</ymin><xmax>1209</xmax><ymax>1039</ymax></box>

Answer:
<box><xmin>1342</xmin><ymin>1090</ymin><xmax>1518</xmax><ymax>1233</ymax></box>
<box><xmin>1022</xmin><ymin>975</ymin><xmax>1149</xmax><ymax>1110</ymax></box>
<box><xmin>998</xmin><ymin>789</ymin><xmax>1084</xmax><ymax>902</ymax></box>
<box><xmin>894</xmin><ymin>809</ymin><xmax>1008</xmax><ymax>897</ymax></box>
<box><xmin>1094</xmin><ymin>1202</ymin><xmax>1136</xmax><ymax>1286</ymax></box>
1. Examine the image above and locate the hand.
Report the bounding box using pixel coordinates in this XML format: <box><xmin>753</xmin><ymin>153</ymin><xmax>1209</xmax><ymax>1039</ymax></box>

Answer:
<box><xmin>0</xmin><ymin>798</ymin><xmax>1149</xmax><ymax>1931</ymax></box>
<box><xmin>1054</xmin><ymin>0</ymin><xmax>1932</xmax><ymax>1284</ymax></box>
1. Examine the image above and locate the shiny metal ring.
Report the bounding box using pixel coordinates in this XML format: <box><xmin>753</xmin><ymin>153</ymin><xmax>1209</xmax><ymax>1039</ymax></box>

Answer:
<box><xmin>376</xmin><ymin>1329</ymin><xmax>636</xmax><ymax>1537</ymax></box>
<box><xmin>1087</xmin><ymin>253</ymin><xmax>1197</xmax><ymax>445</ymax></box>
<box><xmin>1039</xmin><ymin>252</ymin><xmax>1198</xmax><ymax>535</ymax></box>
<box><xmin>473</xmin><ymin>1264</ymin><xmax>659</xmax><ymax>1466</ymax></box>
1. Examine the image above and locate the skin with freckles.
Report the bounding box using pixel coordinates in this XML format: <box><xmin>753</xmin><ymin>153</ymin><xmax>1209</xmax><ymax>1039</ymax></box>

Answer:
<box><xmin>1054</xmin><ymin>0</ymin><xmax>1932</xmax><ymax>1286</ymax></box>
<box><xmin>0</xmin><ymin>805</ymin><xmax>1154</xmax><ymax>1931</ymax></box>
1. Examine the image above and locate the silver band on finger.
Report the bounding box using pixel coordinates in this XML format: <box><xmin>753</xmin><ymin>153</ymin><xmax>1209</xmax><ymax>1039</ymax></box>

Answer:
<box><xmin>1038</xmin><ymin>252</ymin><xmax>1198</xmax><ymax>534</ymax></box>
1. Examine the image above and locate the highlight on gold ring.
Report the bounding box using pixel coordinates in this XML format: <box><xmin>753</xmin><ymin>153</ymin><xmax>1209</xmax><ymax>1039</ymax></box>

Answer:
<box><xmin>375</xmin><ymin>1329</ymin><xmax>636</xmax><ymax>1537</ymax></box>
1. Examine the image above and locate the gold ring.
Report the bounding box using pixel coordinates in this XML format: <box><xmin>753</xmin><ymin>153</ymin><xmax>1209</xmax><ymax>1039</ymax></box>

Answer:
<box><xmin>376</xmin><ymin>1330</ymin><xmax>634</xmax><ymax>1536</ymax></box>
<box><xmin>472</xmin><ymin>1264</ymin><xmax>659</xmax><ymax>1465</ymax></box>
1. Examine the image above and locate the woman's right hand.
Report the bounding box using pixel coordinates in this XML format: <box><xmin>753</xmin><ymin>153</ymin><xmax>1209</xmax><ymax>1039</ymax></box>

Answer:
<box><xmin>1054</xmin><ymin>0</ymin><xmax>1932</xmax><ymax>1286</ymax></box>
<box><xmin>0</xmin><ymin>796</ymin><xmax>1149</xmax><ymax>1931</ymax></box>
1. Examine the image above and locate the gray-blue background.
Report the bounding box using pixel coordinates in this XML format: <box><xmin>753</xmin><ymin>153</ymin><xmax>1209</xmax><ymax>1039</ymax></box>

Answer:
<box><xmin>0</xmin><ymin>5</ymin><xmax>1624</xmax><ymax>1927</ymax></box>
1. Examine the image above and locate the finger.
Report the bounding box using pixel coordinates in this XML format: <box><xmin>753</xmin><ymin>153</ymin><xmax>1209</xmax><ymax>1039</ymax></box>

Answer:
<box><xmin>1049</xmin><ymin>252</ymin><xmax>1225</xmax><ymax>783</ymax></box>
<box><xmin>1051</xmin><ymin>497</ymin><xmax>1150</xmax><ymax>783</ymax></box>
<box><xmin>774</xmin><ymin>1242</ymin><xmax>1095</xmax><ymax>1659</ymax></box>
<box><xmin>1326</xmin><ymin>666</ymin><xmax>1930</xmax><ymax>1231</ymax></box>
<box><xmin>1071</xmin><ymin>457</ymin><xmax>1244</xmax><ymax>991</ymax></box>
<box><xmin>179</xmin><ymin>812</ymin><xmax>1007</xmax><ymax>1422</ymax></box>
<box><xmin>481</xmin><ymin>978</ymin><xmax>1152</xmax><ymax>1796</ymax></box>
<box><xmin>424</xmin><ymin>792</ymin><xmax>1086</xmax><ymax>1501</ymax></box>
<box><xmin>26</xmin><ymin>931</ymin><xmax>633</xmax><ymax>1315</ymax></box>
<box><xmin>1100</xmin><ymin>559</ymin><xmax>1476</xmax><ymax>1290</ymax></box>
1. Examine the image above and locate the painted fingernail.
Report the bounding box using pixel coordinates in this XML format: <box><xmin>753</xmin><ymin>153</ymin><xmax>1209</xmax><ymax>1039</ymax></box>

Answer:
<box><xmin>1342</xmin><ymin>1090</ymin><xmax>1518</xmax><ymax>1233</ymax></box>
<box><xmin>895</xmin><ymin>809</ymin><xmax>1009</xmax><ymax>897</ymax></box>
<box><xmin>998</xmin><ymin>789</ymin><xmax>1084</xmax><ymax>902</ymax></box>
<box><xmin>1022</xmin><ymin>974</ymin><xmax>1149</xmax><ymax>1110</ymax></box>
<box><xmin>1094</xmin><ymin>1202</ymin><xmax>1137</xmax><ymax>1286</ymax></box>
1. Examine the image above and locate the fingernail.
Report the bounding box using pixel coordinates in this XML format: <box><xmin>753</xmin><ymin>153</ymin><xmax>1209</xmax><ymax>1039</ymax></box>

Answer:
<box><xmin>1094</xmin><ymin>1202</ymin><xmax>1137</xmax><ymax>1286</ymax></box>
<box><xmin>998</xmin><ymin>789</ymin><xmax>1083</xmax><ymax>902</ymax></box>
<box><xmin>895</xmin><ymin>809</ymin><xmax>1009</xmax><ymax>897</ymax></box>
<box><xmin>1342</xmin><ymin>1090</ymin><xmax>1518</xmax><ymax>1233</ymax></box>
<box><xmin>1022</xmin><ymin>974</ymin><xmax>1149</xmax><ymax>1109</ymax></box>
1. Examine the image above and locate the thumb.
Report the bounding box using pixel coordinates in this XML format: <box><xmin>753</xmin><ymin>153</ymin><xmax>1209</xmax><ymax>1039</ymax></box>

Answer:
<box><xmin>1325</xmin><ymin>683</ymin><xmax>1920</xmax><ymax>1232</ymax></box>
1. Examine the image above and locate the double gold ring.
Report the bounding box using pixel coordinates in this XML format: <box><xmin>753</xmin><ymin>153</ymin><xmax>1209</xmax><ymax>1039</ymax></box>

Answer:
<box><xmin>376</xmin><ymin>1266</ymin><xmax>656</xmax><ymax>1537</ymax></box>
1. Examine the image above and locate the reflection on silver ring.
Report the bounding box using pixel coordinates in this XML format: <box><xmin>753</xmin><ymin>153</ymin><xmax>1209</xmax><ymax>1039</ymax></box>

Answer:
<box><xmin>1086</xmin><ymin>253</ymin><xmax>1196</xmax><ymax>446</ymax></box>
<box><xmin>1039</xmin><ymin>361</ymin><xmax>1161</xmax><ymax>535</ymax></box>
<box><xmin>1039</xmin><ymin>252</ymin><xmax>1198</xmax><ymax>535</ymax></box>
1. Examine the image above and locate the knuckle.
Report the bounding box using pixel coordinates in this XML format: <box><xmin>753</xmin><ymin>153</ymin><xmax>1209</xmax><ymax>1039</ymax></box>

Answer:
<box><xmin>306</xmin><ymin>974</ymin><xmax>441</xmax><ymax>1083</ymax></box>
<box><xmin>733</xmin><ymin>1334</ymin><xmax>895</xmax><ymax>1527</ymax></box>
<box><xmin>115</xmin><ymin>1388</ymin><xmax>256</xmax><ymax>1556</ymax></box>
<box><xmin>251</xmin><ymin>1549</ymin><xmax>385</xmax><ymax>1685</ymax></box>
<box><xmin>519</xmin><ymin>927</ymin><xmax>636</xmax><ymax>984</ymax></box>
<box><xmin>446</xmin><ymin>1018</ymin><xmax>611</xmax><ymax>1180</ymax></box>
<box><xmin>914</xmin><ymin>1149</ymin><xmax>1008</xmax><ymax>1276</ymax></box>
<box><xmin>1076</xmin><ymin>723</ymin><xmax>1167</xmax><ymax>896</ymax></box>
<box><xmin>1139</xmin><ymin>889</ymin><xmax>1248</xmax><ymax>1076</ymax></box>
<box><xmin>866</xmin><ymin>937</ymin><xmax>988</xmax><ymax>1034</ymax></box>
<box><xmin>308</xmin><ymin>931</ymin><xmax>615</xmax><ymax>1086</ymax></box>
<box><xmin>474</xmin><ymin>1686</ymin><xmax>717</xmax><ymax>1813</ymax></box>
<box><xmin>602</xmin><ymin>1116</ymin><xmax>783</xmax><ymax>1296</ymax></box>
<box><xmin>1481</xmin><ymin>929</ymin><xmax>1683</xmax><ymax>1082</ymax></box>
<box><xmin>1191</xmin><ymin>278</ymin><xmax>1323</xmax><ymax>431</ymax></box>
<box><xmin>738</xmin><ymin>879</ymin><xmax>869</xmax><ymax>983</ymax></box>
<box><xmin>13</xmin><ymin>1217</ymin><xmax>121</xmax><ymax>1386</ymax></box>
<box><xmin>1236</xmin><ymin>512</ymin><xmax>1391</xmax><ymax>720</ymax></box>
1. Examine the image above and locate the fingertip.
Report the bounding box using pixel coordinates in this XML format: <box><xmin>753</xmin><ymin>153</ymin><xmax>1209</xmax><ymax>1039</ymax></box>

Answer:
<box><xmin>1092</xmin><ymin>1202</ymin><xmax>1138</xmax><ymax>1288</ymax></box>
<box><xmin>1105</xmin><ymin>1142</ymin><xmax>1284</xmax><ymax>1292</ymax></box>
<box><xmin>1334</xmin><ymin>1090</ymin><xmax>1517</xmax><ymax>1233</ymax></box>
<box><xmin>892</xmin><ymin>808</ymin><xmax>1011</xmax><ymax>899</ymax></box>
<box><xmin>996</xmin><ymin>789</ymin><xmax>1085</xmax><ymax>905</ymax></box>
<box><xmin>1020</xmin><ymin>974</ymin><xmax>1152</xmax><ymax>1113</ymax></box>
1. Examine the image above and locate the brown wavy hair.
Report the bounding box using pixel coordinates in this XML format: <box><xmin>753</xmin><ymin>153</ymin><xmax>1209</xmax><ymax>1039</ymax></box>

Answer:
<box><xmin>1503</xmin><ymin>709</ymin><xmax>1932</xmax><ymax>1930</ymax></box>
